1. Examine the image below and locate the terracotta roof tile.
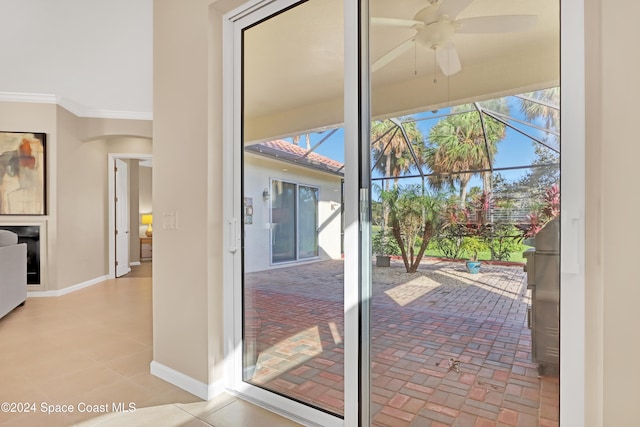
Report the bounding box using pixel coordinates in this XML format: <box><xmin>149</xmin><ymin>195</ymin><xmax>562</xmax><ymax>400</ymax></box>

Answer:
<box><xmin>246</xmin><ymin>139</ymin><xmax>343</xmax><ymax>175</ymax></box>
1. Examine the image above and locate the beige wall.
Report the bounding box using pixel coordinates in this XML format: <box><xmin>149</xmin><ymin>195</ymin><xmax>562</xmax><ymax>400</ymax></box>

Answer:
<box><xmin>56</xmin><ymin>109</ymin><xmax>152</xmax><ymax>290</ymax></box>
<box><xmin>585</xmin><ymin>0</ymin><xmax>640</xmax><ymax>425</ymax></box>
<box><xmin>56</xmin><ymin>107</ymin><xmax>111</xmax><ymax>288</ymax></box>
<box><xmin>129</xmin><ymin>162</ymin><xmax>153</xmax><ymax>263</ymax></box>
<box><xmin>139</xmin><ymin>166</ymin><xmax>152</xmax><ymax>213</ymax></box>
<box><xmin>129</xmin><ymin>160</ymin><xmax>140</xmax><ymax>263</ymax></box>
<box><xmin>139</xmin><ymin>165</ymin><xmax>153</xmax><ymax>238</ymax></box>
<box><xmin>153</xmin><ymin>0</ymin><xmax>224</xmax><ymax>387</ymax></box>
<box><xmin>0</xmin><ymin>101</ymin><xmax>57</xmax><ymax>290</ymax></box>
<box><xmin>0</xmin><ymin>102</ymin><xmax>152</xmax><ymax>292</ymax></box>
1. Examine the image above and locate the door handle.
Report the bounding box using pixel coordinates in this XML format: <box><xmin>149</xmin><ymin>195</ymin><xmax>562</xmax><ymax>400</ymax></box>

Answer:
<box><xmin>228</xmin><ymin>218</ymin><xmax>238</xmax><ymax>253</ymax></box>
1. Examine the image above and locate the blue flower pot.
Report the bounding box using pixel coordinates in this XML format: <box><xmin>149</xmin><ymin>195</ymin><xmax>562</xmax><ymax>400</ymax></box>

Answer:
<box><xmin>466</xmin><ymin>261</ymin><xmax>481</xmax><ymax>274</ymax></box>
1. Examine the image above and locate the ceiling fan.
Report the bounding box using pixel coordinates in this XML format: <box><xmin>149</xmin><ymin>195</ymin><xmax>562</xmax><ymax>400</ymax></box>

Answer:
<box><xmin>372</xmin><ymin>0</ymin><xmax>538</xmax><ymax>77</ymax></box>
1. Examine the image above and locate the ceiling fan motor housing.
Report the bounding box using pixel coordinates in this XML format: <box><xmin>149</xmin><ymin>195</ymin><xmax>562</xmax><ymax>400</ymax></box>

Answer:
<box><xmin>417</xmin><ymin>20</ymin><xmax>457</xmax><ymax>50</ymax></box>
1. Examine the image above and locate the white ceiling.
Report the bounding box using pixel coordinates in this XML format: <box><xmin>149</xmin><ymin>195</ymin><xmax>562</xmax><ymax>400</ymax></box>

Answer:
<box><xmin>0</xmin><ymin>0</ymin><xmax>152</xmax><ymax>120</ymax></box>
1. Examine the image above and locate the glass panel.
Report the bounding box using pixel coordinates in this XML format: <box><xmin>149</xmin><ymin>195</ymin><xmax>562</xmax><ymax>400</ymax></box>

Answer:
<box><xmin>368</xmin><ymin>0</ymin><xmax>560</xmax><ymax>425</ymax></box>
<box><xmin>241</xmin><ymin>0</ymin><xmax>345</xmax><ymax>417</ymax></box>
<box><xmin>271</xmin><ymin>180</ymin><xmax>297</xmax><ymax>263</ymax></box>
<box><xmin>298</xmin><ymin>185</ymin><xmax>319</xmax><ymax>259</ymax></box>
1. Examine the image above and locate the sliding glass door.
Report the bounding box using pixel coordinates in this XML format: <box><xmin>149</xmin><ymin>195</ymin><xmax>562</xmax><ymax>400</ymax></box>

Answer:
<box><xmin>271</xmin><ymin>180</ymin><xmax>297</xmax><ymax>263</ymax></box>
<box><xmin>367</xmin><ymin>0</ymin><xmax>561</xmax><ymax>425</ymax></box>
<box><xmin>236</xmin><ymin>0</ymin><xmax>346</xmax><ymax>424</ymax></box>
<box><xmin>271</xmin><ymin>180</ymin><xmax>319</xmax><ymax>263</ymax></box>
<box><xmin>227</xmin><ymin>0</ymin><xmax>578</xmax><ymax>424</ymax></box>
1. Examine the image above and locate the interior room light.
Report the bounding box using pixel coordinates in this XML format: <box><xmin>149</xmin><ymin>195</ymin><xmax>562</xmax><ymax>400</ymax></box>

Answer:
<box><xmin>141</xmin><ymin>214</ymin><xmax>153</xmax><ymax>237</ymax></box>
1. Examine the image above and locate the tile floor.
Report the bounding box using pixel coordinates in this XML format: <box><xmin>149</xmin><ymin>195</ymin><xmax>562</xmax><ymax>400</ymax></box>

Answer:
<box><xmin>0</xmin><ymin>263</ymin><xmax>300</xmax><ymax>427</ymax></box>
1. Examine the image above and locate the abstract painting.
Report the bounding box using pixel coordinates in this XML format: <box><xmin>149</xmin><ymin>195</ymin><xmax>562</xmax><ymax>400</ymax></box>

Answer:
<box><xmin>0</xmin><ymin>132</ymin><xmax>46</xmax><ymax>215</ymax></box>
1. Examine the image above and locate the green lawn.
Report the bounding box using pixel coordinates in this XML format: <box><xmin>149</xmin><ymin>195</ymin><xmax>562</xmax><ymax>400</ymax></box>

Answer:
<box><xmin>422</xmin><ymin>247</ymin><xmax>531</xmax><ymax>263</ymax></box>
<box><xmin>371</xmin><ymin>226</ymin><xmax>530</xmax><ymax>263</ymax></box>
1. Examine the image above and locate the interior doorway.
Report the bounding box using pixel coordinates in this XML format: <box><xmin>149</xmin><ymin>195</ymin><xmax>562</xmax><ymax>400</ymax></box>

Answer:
<box><xmin>108</xmin><ymin>153</ymin><xmax>153</xmax><ymax>279</ymax></box>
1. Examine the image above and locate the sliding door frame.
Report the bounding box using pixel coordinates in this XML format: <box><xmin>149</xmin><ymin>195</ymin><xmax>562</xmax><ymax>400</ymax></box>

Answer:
<box><xmin>223</xmin><ymin>1</ymin><xmax>352</xmax><ymax>426</ymax></box>
<box><xmin>222</xmin><ymin>0</ymin><xmax>587</xmax><ymax>425</ymax></box>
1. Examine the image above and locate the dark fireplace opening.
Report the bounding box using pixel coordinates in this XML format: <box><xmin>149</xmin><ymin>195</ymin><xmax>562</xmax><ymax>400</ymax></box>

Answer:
<box><xmin>0</xmin><ymin>225</ymin><xmax>40</xmax><ymax>285</ymax></box>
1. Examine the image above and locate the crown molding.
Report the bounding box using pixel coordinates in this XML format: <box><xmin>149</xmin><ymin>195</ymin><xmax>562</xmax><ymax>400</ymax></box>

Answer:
<box><xmin>0</xmin><ymin>91</ymin><xmax>152</xmax><ymax>121</ymax></box>
<box><xmin>81</xmin><ymin>108</ymin><xmax>153</xmax><ymax>121</ymax></box>
<box><xmin>0</xmin><ymin>91</ymin><xmax>57</xmax><ymax>104</ymax></box>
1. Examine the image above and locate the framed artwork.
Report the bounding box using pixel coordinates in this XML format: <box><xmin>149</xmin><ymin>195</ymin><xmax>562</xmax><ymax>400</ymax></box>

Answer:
<box><xmin>0</xmin><ymin>132</ymin><xmax>46</xmax><ymax>215</ymax></box>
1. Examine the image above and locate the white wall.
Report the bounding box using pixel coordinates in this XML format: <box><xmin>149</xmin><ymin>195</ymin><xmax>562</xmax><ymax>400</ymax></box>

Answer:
<box><xmin>244</xmin><ymin>153</ymin><xmax>342</xmax><ymax>273</ymax></box>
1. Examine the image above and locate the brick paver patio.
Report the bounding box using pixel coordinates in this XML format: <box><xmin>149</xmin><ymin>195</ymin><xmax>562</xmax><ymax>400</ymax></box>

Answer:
<box><xmin>244</xmin><ymin>259</ymin><xmax>559</xmax><ymax>426</ymax></box>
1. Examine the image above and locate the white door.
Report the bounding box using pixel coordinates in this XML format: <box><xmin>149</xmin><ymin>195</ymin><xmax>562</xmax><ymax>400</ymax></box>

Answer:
<box><xmin>115</xmin><ymin>158</ymin><xmax>130</xmax><ymax>277</ymax></box>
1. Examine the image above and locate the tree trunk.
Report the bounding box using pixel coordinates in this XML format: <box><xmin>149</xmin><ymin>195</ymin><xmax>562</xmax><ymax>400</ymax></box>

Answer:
<box><xmin>408</xmin><ymin>225</ymin><xmax>434</xmax><ymax>272</ymax></box>
<box><xmin>390</xmin><ymin>223</ymin><xmax>411</xmax><ymax>272</ymax></box>
<box><xmin>459</xmin><ymin>174</ymin><xmax>471</xmax><ymax>204</ymax></box>
<box><xmin>391</xmin><ymin>218</ymin><xmax>436</xmax><ymax>273</ymax></box>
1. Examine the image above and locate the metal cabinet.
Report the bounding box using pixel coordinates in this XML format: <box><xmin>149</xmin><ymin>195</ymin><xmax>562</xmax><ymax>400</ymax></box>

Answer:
<box><xmin>522</xmin><ymin>218</ymin><xmax>559</xmax><ymax>376</ymax></box>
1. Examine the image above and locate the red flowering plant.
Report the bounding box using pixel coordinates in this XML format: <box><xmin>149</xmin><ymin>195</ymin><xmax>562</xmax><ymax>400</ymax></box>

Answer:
<box><xmin>434</xmin><ymin>192</ymin><xmax>494</xmax><ymax>260</ymax></box>
<box><xmin>521</xmin><ymin>184</ymin><xmax>560</xmax><ymax>238</ymax></box>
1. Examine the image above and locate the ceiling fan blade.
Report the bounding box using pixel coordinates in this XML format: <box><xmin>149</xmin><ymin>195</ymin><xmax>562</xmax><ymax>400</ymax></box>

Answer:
<box><xmin>456</xmin><ymin>15</ymin><xmax>538</xmax><ymax>33</ymax></box>
<box><xmin>435</xmin><ymin>43</ymin><xmax>462</xmax><ymax>76</ymax></box>
<box><xmin>437</xmin><ymin>0</ymin><xmax>473</xmax><ymax>19</ymax></box>
<box><xmin>371</xmin><ymin>17</ymin><xmax>424</xmax><ymax>29</ymax></box>
<box><xmin>372</xmin><ymin>36</ymin><xmax>415</xmax><ymax>72</ymax></box>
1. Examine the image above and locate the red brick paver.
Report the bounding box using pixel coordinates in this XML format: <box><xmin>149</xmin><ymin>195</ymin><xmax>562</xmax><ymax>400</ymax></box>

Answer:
<box><xmin>244</xmin><ymin>259</ymin><xmax>559</xmax><ymax>424</ymax></box>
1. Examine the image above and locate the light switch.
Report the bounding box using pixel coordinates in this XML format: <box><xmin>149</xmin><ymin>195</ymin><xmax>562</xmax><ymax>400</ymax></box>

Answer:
<box><xmin>162</xmin><ymin>211</ymin><xmax>178</xmax><ymax>230</ymax></box>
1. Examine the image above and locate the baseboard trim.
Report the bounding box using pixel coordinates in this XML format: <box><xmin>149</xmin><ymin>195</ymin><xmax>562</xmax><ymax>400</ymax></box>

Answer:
<box><xmin>150</xmin><ymin>360</ymin><xmax>226</xmax><ymax>400</ymax></box>
<box><xmin>130</xmin><ymin>261</ymin><xmax>141</xmax><ymax>266</ymax></box>
<box><xmin>27</xmin><ymin>275</ymin><xmax>109</xmax><ymax>297</ymax></box>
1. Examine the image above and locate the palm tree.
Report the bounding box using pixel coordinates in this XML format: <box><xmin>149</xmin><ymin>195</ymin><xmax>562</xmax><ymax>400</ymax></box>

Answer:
<box><xmin>371</xmin><ymin>118</ymin><xmax>425</xmax><ymax>231</ymax></box>
<box><xmin>424</xmin><ymin>103</ymin><xmax>506</xmax><ymax>203</ymax></box>
<box><xmin>371</xmin><ymin>118</ymin><xmax>424</xmax><ymax>190</ymax></box>
<box><xmin>518</xmin><ymin>87</ymin><xmax>560</xmax><ymax>137</ymax></box>
<box><xmin>517</xmin><ymin>87</ymin><xmax>560</xmax><ymax>211</ymax></box>
<box><xmin>380</xmin><ymin>185</ymin><xmax>443</xmax><ymax>273</ymax></box>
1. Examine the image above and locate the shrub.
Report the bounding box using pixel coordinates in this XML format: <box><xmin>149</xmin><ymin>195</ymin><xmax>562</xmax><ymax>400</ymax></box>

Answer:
<box><xmin>372</xmin><ymin>230</ymin><xmax>401</xmax><ymax>256</ymax></box>
<box><xmin>432</xmin><ymin>229</ymin><xmax>465</xmax><ymax>259</ymax></box>
<box><xmin>461</xmin><ymin>236</ymin><xmax>487</xmax><ymax>261</ymax></box>
<box><xmin>484</xmin><ymin>223</ymin><xmax>523</xmax><ymax>261</ymax></box>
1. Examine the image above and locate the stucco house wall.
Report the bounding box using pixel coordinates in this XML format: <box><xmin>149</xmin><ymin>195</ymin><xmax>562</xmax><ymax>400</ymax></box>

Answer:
<box><xmin>243</xmin><ymin>152</ymin><xmax>342</xmax><ymax>273</ymax></box>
